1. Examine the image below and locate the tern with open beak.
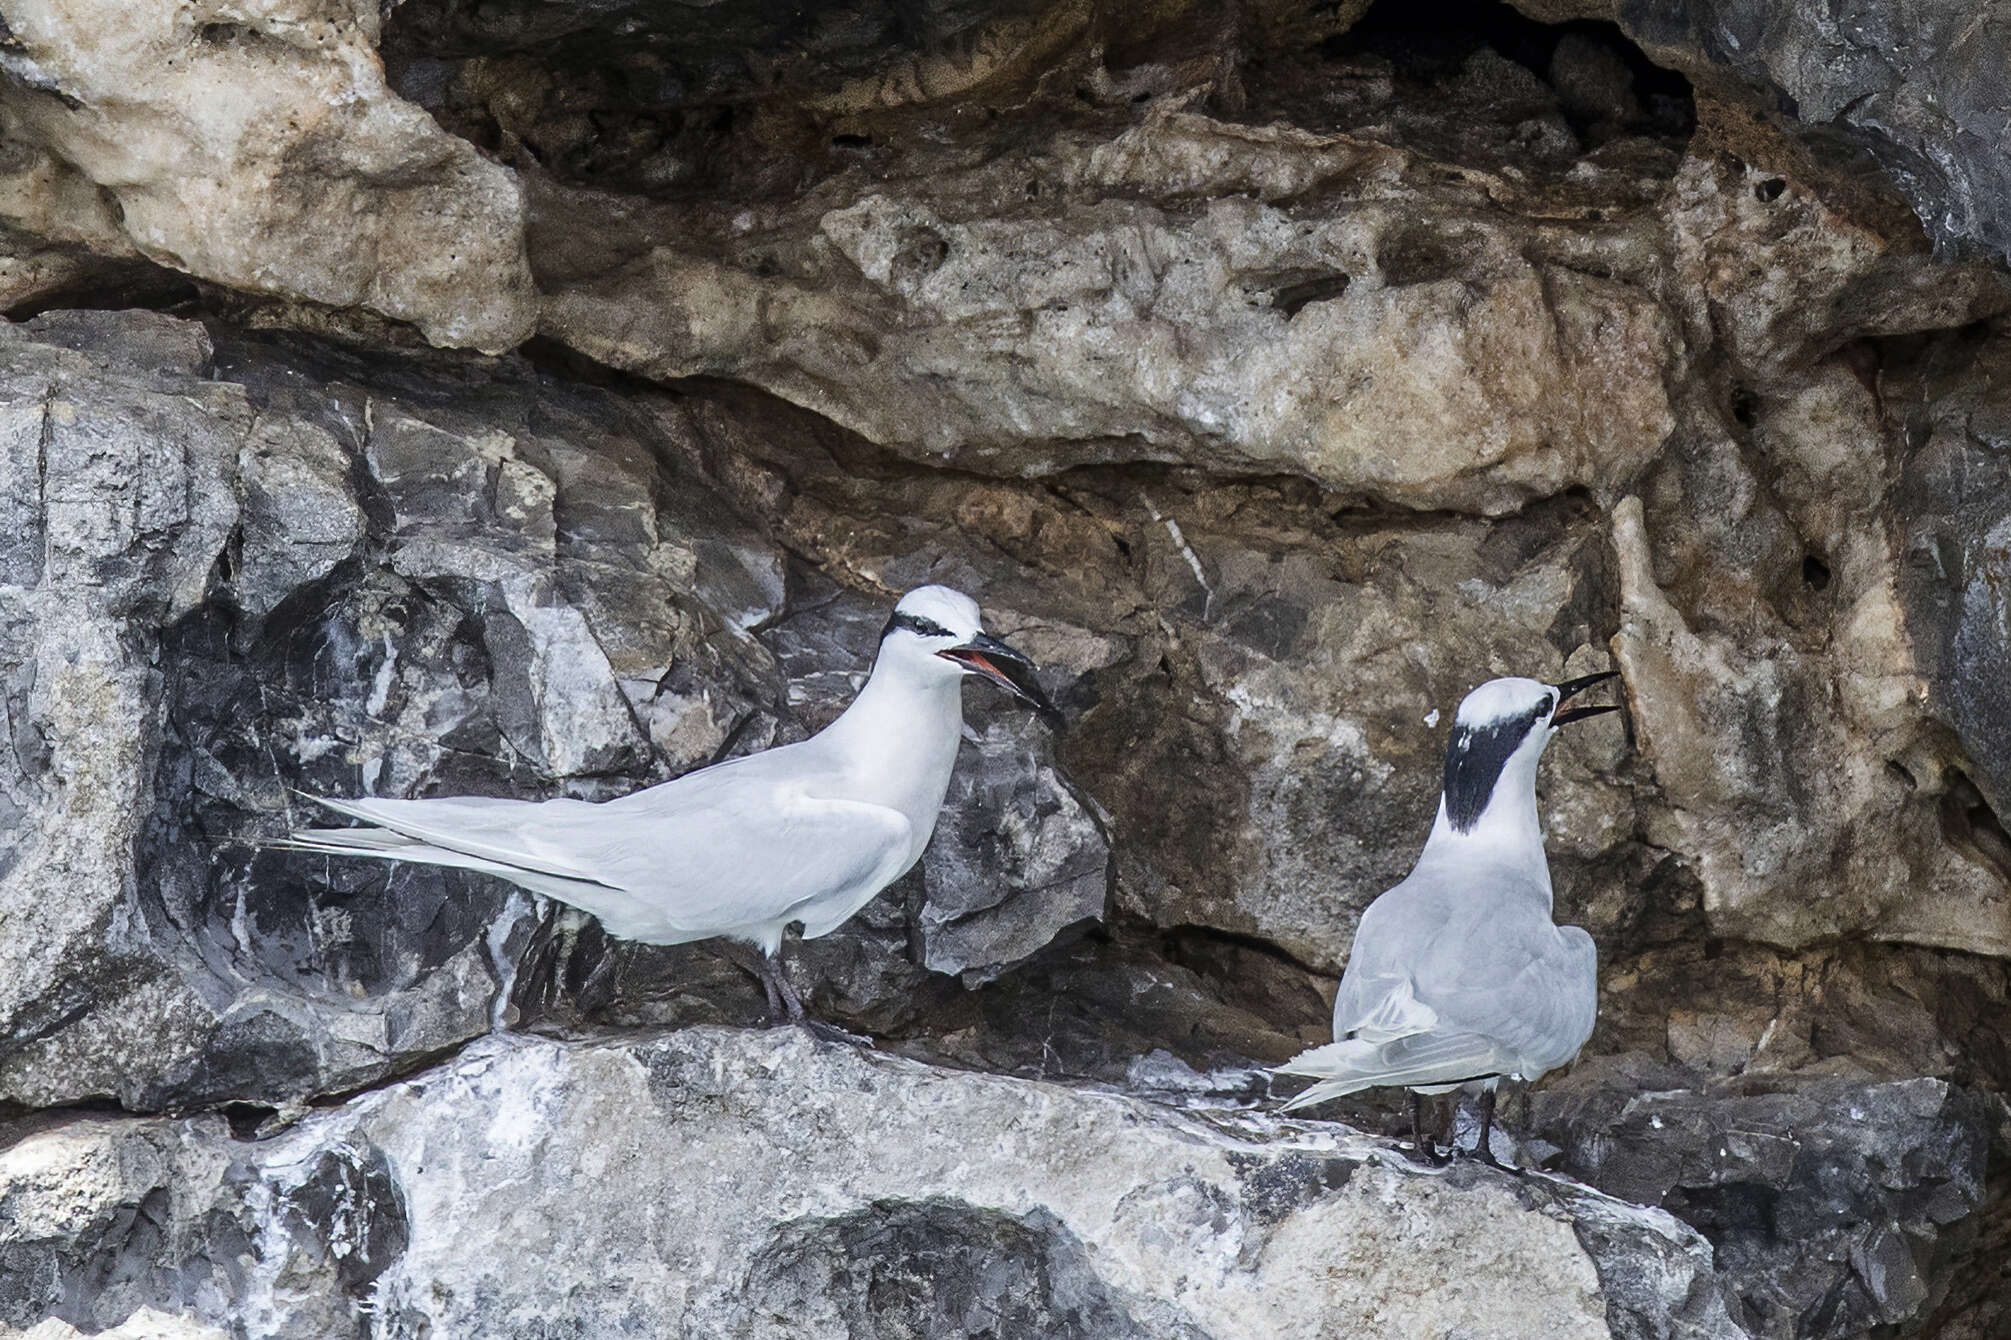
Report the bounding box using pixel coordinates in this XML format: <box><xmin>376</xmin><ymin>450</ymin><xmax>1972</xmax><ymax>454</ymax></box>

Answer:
<box><xmin>278</xmin><ymin>585</ymin><xmax>1058</xmax><ymax>1039</ymax></box>
<box><xmin>1273</xmin><ymin>671</ymin><xmax>1622</xmax><ymax>1164</ymax></box>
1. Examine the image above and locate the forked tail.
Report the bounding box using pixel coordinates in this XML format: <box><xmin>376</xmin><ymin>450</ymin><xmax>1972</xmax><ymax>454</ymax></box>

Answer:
<box><xmin>1272</xmin><ymin>1032</ymin><xmax>1504</xmax><ymax>1111</ymax></box>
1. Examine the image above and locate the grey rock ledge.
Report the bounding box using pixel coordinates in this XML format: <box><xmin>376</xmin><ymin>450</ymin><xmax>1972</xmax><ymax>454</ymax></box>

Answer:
<box><xmin>0</xmin><ymin>1026</ymin><xmax>1748</xmax><ymax>1340</ymax></box>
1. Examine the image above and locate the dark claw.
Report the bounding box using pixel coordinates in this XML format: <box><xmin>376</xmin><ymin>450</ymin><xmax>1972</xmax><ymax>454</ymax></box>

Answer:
<box><xmin>1463</xmin><ymin>1143</ymin><xmax>1515</xmax><ymax>1172</ymax></box>
<box><xmin>797</xmin><ymin>1019</ymin><xmax>875</xmax><ymax>1049</ymax></box>
<box><xmin>1406</xmin><ymin>1140</ymin><xmax>1451</xmax><ymax>1168</ymax></box>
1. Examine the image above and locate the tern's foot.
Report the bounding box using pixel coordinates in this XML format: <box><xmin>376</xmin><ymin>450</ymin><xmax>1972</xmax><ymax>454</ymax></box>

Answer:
<box><xmin>1461</xmin><ymin>1145</ymin><xmax>1520</xmax><ymax>1173</ymax></box>
<box><xmin>788</xmin><ymin>1018</ymin><xmax>876</xmax><ymax>1049</ymax></box>
<box><xmin>1405</xmin><ymin>1139</ymin><xmax>1451</xmax><ymax>1168</ymax></box>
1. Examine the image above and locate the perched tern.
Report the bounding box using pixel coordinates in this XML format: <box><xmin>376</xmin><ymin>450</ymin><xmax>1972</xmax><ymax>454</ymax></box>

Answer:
<box><xmin>278</xmin><ymin>585</ymin><xmax>1057</xmax><ymax>1037</ymax></box>
<box><xmin>1273</xmin><ymin>672</ymin><xmax>1620</xmax><ymax>1164</ymax></box>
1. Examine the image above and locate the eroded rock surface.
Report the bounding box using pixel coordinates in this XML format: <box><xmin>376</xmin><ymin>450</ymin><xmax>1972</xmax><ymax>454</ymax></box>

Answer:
<box><xmin>1566</xmin><ymin>0</ymin><xmax>2011</xmax><ymax>264</ymax></box>
<box><xmin>1538</xmin><ymin>1062</ymin><xmax>1996</xmax><ymax>1337</ymax></box>
<box><xmin>0</xmin><ymin>0</ymin><xmax>534</xmax><ymax>349</ymax></box>
<box><xmin>0</xmin><ymin>1028</ymin><xmax>1748</xmax><ymax>1340</ymax></box>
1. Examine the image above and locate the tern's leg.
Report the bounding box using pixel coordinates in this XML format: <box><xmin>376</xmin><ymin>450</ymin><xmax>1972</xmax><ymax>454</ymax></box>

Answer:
<box><xmin>769</xmin><ymin>952</ymin><xmax>806</xmax><ymax>1022</ymax></box>
<box><xmin>1469</xmin><ymin>1086</ymin><xmax>1519</xmax><ymax>1171</ymax></box>
<box><xmin>756</xmin><ymin>956</ymin><xmax>785</xmax><ymax>1022</ymax></box>
<box><xmin>1408</xmin><ymin>1092</ymin><xmax>1448</xmax><ymax>1166</ymax></box>
<box><xmin>768</xmin><ymin>943</ymin><xmax>875</xmax><ymax>1048</ymax></box>
<box><xmin>714</xmin><ymin>942</ymin><xmax>786</xmax><ymax>1023</ymax></box>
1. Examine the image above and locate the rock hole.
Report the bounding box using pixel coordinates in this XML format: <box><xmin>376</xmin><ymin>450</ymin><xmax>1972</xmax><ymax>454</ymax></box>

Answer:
<box><xmin>1664</xmin><ymin>1180</ymin><xmax>1781</xmax><ymax>1235</ymax></box>
<box><xmin>196</xmin><ymin>21</ymin><xmax>254</xmax><ymax>45</ymax></box>
<box><xmin>1272</xmin><ymin>273</ymin><xmax>1351</xmax><ymax>317</ymax></box>
<box><xmin>830</xmin><ymin>133</ymin><xmax>872</xmax><ymax>150</ymax></box>
<box><xmin>890</xmin><ymin>227</ymin><xmax>950</xmax><ymax>283</ymax></box>
<box><xmin>1730</xmin><ymin>385</ymin><xmax>1758</xmax><ymax>428</ymax></box>
<box><xmin>222</xmin><ymin>1102</ymin><xmax>279</xmax><ymax>1140</ymax></box>
<box><xmin>1755</xmin><ymin>176</ymin><xmax>1787</xmax><ymax>202</ymax></box>
<box><xmin>1801</xmin><ymin>553</ymin><xmax>1831</xmax><ymax>590</ymax></box>
<box><xmin>1940</xmin><ymin>770</ymin><xmax>2011</xmax><ymax>881</ymax></box>
<box><xmin>1886</xmin><ymin>761</ymin><xmax>1917</xmax><ymax>791</ymax></box>
<box><xmin>1375</xmin><ymin>223</ymin><xmax>1466</xmax><ymax>286</ymax></box>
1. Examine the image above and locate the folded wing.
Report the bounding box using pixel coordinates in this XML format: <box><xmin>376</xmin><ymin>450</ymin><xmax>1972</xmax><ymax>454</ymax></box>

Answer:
<box><xmin>284</xmin><ymin>780</ymin><xmax>914</xmax><ymax>945</ymax></box>
<box><xmin>1276</xmin><ymin>881</ymin><xmax>1598</xmax><ymax>1108</ymax></box>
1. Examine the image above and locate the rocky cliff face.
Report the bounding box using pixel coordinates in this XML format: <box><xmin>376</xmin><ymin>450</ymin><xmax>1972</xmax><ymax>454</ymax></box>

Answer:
<box><xmin>0</xmin><ymin>2</ymin><xmax>2007</xmax><ymax>1337</ymax></box>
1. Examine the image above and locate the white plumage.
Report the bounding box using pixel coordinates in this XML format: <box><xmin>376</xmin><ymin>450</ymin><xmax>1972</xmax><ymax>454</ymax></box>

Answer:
<box><xmin>279</xmin><ymin>585</ymin><xmax>1056</xmax><ymax>1025</ymax></box>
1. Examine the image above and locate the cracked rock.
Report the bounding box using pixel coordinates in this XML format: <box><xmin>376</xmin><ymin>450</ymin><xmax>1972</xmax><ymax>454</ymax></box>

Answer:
<box><xmin>0</xmin><ymin>1028</ymin><xmax>1749</xmax><ymax>1340</ymax></box>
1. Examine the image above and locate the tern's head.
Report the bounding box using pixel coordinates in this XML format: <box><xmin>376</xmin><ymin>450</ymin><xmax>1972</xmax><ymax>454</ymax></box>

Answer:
<box><xmin>877</xmin><ymin>585</ymin><xmax>1058</xmax><ymax>719</ymax></box>
<box><xmin>1439</xmin><ymin>672</ymin><xmax>1619</xmax><ymax>835</ymax></box>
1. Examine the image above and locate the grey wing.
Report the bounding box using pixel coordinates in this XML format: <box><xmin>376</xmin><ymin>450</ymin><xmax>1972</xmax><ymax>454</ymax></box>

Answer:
<box><xmin>305</xmin><ymin>782</ymin><xmax>914</xmax><ymax>943</ymax></box>
<box><xmin>1330</xmin><ymin>887</ymin><xmax>1441</xmax><ymax>1039</ymax></box>
<box><xmin>1422</xmin><ymin>920</ymin><xmax>1598</xmax><ymax>1079</ymax></box>
<box><xmin>1324</xmin><ymin>873</ymin><xmax>1596</xmax><ymax>1080</ymax></box>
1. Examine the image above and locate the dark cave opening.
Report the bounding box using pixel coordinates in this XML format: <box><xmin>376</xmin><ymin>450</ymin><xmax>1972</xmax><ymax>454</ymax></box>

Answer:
<box><xmin>1322</xmin><ymin>0</ymin><xmax>1695</xmax><ymax>143</ymax></box>
<box><xmin>375</xmin><ymin>0</ymin><xmax>1702</xmax><ymax>200</ymax></box>
<box><xmin>1216</xmin><ymin>0</ymin><xmax>1701</xmax><ymax>187</ymax></box>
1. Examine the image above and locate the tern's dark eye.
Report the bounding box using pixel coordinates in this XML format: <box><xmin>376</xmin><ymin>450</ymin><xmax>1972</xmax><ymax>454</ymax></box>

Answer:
<box><xmin>1544</xmin><ymin>694</ymin><xmax>1558</xmax><ymax>716</ymax></box>
<box><xmin>880</xmin><ymin>611</ymin><xmax>956</xmax><ymax>641</ymax></box>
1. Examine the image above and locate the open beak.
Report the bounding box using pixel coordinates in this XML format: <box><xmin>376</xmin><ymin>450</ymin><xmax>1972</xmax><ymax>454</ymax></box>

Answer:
<box><xmin>938</xmin><ymin>632</ymin><xmax>1061</xmax><ymax>723</ymax></box>
<box><xmin>1552</xmin><ymin>670</ymin><xmax>1622</xmax><ymax>727</ymax></box>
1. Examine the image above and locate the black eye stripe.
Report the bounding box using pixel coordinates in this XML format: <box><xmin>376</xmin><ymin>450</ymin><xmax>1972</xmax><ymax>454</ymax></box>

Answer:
<box><xmin>880</xmin><ymin>611</ymin><xmax>955</xmax><ymax>641</ymax></box>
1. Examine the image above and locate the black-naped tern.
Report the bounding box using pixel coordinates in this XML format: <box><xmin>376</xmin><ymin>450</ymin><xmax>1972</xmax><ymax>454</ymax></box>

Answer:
<box><xmin>279</xmin><ymin>585</ymin><xmax>1057</xmax><ymax>1041</ymax></box>
<box><xmin>1273</xmin><ymin>672</ymin><xmax>1621</xmax><ymax>1165</ymax></box>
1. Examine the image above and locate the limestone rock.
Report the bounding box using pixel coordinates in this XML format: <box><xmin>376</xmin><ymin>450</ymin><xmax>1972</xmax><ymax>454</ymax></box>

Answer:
<box><xmin>0</xmin><ymin>1028</ymin><xmax>1750</xmax><ymax>1340</ymax></box>
<box><xmin>1609</xmin><ymin>488</ymin><xmax>2009</xmax><ymax>956</ymax></box>
<box><xmin>0</xmin><ymin>311</ymin><xmax>249</xmax><ymax>1111</ymax></box>
<box><xmin>0</xmin><ymin>0</ymin><xmax>534</xmax><ymax>350</ymax></box>
<box><xmin>1886</xmin><ymin>331</ymin><xmax>2011</xmax><ymax>843</ymax></box>
<box><xmin>0</xmin><ymin>311</ymin><xmax>792</xmax><ymax>1109</ymax></box>
<box><xmin>535</xmin><ymin>113</ymin><xmax>1679</xmax><ymax>513</ymax></box>
<box><xmin>917</xmin><ymin>712</ymin><xmax>1111</xmax><ymax>983</ymax></box>
<box><xmin>19</xmin><ymin>1310</ymin><xmax>230</xmax><ymax>1340</ymax></box>
<box><xmin>0</xmin><ymin>145</ymin><xmax>180</xmax><ymax>314</ymax></box>
<box><xmin>1600</xmin><ymin>125</ymin><xmax>2011</xmax><ymax>955</ymax></box>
